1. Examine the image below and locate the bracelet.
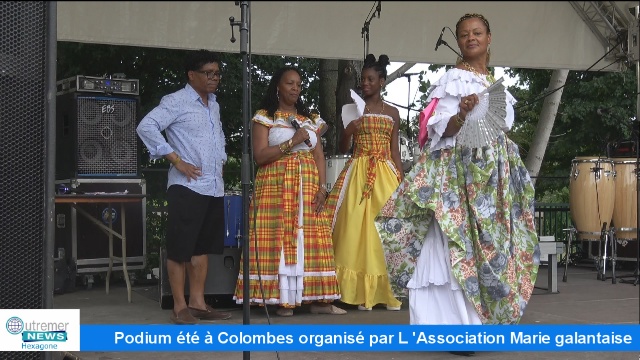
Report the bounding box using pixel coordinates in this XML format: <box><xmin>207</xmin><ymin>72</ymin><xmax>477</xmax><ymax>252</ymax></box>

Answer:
<box><xmin>279</xmin><ymin>140</ymin><xmax>293</xmax><ymax>154</ymax></box>
<box><xmin>172</xmin><ymin>154</ymin><xmax>182</xmax><ymax>165</ymax></box>
<box><xmin>455</xmin><ymin>113</ymin><xmax>465</xmax><ymax>127</ymax></box>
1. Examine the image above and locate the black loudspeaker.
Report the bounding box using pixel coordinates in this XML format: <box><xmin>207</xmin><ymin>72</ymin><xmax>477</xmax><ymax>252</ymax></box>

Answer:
<box><xmin>1</xmin><ymin>2</ymin><xmax>50</xmax><ymax>359</ymax></box>
<box><xmin>56</xmin><ymin>92</ymin><xmax>140</xmax><ymax>180</ymax></box>
<box><xmin>55</xmin><ymin>178</ymin><xmax>147</xmax><ymax>274</ymax></box>
<box><xmin>607</xmin><ymin>141</ymin><xmax>637</xmax><ymax>158</ymax></box>
<box><xmin>159</xmin><ymin>247</ymin><xmax>241</xmax><ymax>309</ymax></box>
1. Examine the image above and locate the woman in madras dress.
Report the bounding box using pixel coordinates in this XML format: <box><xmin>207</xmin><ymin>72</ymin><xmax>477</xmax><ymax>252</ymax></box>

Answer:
<box><xmin>374</xmin><ymin>13</ymin><xmax>540</xmax><ymax>332</ymax></box>
<box><xmin>233</xmin><ymin>66</ymin><xmax>346</xmax><ymax>317</ymax></box>
<box><xmin>324</xmin><ymin>54</ymin><xmax>404</xmax><ymax>311</ymax></box>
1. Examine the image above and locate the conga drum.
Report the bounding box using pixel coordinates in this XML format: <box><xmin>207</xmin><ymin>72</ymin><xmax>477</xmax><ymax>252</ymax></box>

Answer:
<box><xmin>612</xmin><ymin>158</ymin><xmax>639</xmax><ymax>260</ymax></box>
<box><xmin>612</xmin><ymin>158</ymin><xmax>638</xmax><ymax>239</ymax></box>
<box><xmin>569</xmin><ymin>157</ymin><xmax>615</xmax><ymax>240</ymax></box>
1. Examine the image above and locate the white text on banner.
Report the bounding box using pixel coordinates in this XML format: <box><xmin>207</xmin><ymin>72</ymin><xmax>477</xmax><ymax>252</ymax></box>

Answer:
<box><xmin>80</xmin><ymin>324</ymin><xmax>640</xmax><ymax>352</ymax></box>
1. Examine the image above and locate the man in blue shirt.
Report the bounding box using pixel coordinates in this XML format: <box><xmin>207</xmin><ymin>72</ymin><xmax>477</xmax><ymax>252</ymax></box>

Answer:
<box><xmin>137</xmin><ymin>50</ymin><xmax>230</xmax><ymax>324</ymax></box>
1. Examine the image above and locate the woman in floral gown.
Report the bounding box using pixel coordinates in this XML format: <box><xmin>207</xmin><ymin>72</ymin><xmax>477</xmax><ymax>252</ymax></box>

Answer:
<box><xmin>374</xmin><ymin>13</ymin><xmax>539</xmax><ymax>327</ymax></box>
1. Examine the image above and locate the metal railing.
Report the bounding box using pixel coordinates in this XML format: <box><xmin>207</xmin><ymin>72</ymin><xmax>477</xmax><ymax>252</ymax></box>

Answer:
<box><xmin>534</xmin><ymin>202</ymin><xmax>571</xmax><ymax>238</ymax></box>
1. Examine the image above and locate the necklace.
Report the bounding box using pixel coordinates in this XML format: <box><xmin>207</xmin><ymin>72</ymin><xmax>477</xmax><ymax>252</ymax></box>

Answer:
<box><xmin>277</xmin><ymin>108</ymin><xmax>298</xmax><ymax>118</ymax></box>
<box><xmin>461</xmin><ymin>60</ymin><xmax>496</xmax><ymax>87</ymax></box>
<box><xmin>365</xmin><ymin>101</ymin><xmax>385</xmax><ymax>114</ymax></box>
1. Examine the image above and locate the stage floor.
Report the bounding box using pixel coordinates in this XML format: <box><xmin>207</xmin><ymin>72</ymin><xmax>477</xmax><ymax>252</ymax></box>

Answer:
<box><xmin>53</xmin><ymin>264</ymin><xmax>640</xmax><ymax>360</ymax></box>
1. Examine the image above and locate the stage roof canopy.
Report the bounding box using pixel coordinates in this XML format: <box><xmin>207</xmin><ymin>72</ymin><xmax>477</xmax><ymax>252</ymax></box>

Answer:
<box><xmin>57</xmin><ymin>1</ymin><xmax>638</xmax><ymax>71</ymax></box>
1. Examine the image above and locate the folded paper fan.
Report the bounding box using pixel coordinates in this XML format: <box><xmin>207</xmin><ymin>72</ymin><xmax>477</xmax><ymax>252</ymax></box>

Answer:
<box><xmin>456</xmin><ymin>77</ymin><xmax>507</xmax><ymax>149</ymax></box>
<box><xmin>341</xmin><ymin>89</ymin><xmax>366</xmax><ymax>128</ymax></box>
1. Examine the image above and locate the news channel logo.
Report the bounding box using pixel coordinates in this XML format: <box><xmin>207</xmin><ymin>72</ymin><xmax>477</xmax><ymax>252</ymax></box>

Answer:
<box><xmin>5</xmin><ymin>315</ymin><xmax>69</xmax><ymax>350</ymax></box>
<box><xmin>1</xmin><ymin>310</ymin><xmax>79</xmax><ymax>352</ymax></box>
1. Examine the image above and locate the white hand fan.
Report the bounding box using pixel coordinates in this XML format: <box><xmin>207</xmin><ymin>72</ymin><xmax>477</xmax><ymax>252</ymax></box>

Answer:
<box><xmin>456</xmin><ymin>77</ymin><xmax>507</xmax><ymax>149</ymax></box>
<box><xmin>341</xmin><ymin>90</ymin><xmax>366</xmax><ymax>128</ymax></box>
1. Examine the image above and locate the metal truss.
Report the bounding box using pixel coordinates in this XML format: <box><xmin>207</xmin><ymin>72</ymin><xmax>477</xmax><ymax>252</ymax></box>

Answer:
<box><xmin>569</xmin><ymin>1</ymin><xmax>635</xmax><ymax>64</ymax></box>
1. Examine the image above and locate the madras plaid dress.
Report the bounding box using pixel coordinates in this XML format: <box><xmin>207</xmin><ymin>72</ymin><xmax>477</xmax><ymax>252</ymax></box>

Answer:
<box><xmin>234</xmin><ymin>110</ymin><xmax>341</xmax><ymax>307</ymax></box>
<box><xmin>323</xmin><ymin>114</ymin><xmax>403</xmax><ymax>309</ymax></box>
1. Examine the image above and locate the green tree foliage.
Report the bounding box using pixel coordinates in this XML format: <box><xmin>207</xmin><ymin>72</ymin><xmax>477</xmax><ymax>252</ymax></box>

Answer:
<box><xmin>506</xmin><ymin>65</ymin><xmax>638</xmax><ymax>200</ymax></box>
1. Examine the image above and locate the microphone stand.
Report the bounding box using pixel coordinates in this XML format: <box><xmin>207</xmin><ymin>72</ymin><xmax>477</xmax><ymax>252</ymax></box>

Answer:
<box><xmin>620</xmin><ymin>7</ymin><xmax>640</xmax><ymax>288</ymax></box>
<box><xmin>634</xmin><ymin>13</ymin><xmax>640</xmax><ymax>287</ymax></box>
<box><xmin>361</xmin><ymin>1</ymin><xmax>381</xmax><ymax>59</ymax></box>
<box><xmin>635</xmin><ymin>57</ymin><xmax>640</xmax><ymax>287</ymax></box>
<box><xmin>362</xmin><ymin>20</ymin><xmax>370</xmax><ymax>61</ymax></box>
<box><xmin>229</xmin><ymin>2</ymin><xmax>252</xmax><ymax>359</ymax></box>
<box><xmin>401</xmin><ymin>72</ymin><xmax>421</xmax><ymax>141</ymax></box>
<box><xmin>437</xmin><ymin>38</ymin><xmax>463</xmax><ymax>60</ymax></box>
<box><xmin>621</xmin><ymin>61</ymin><xmax>640</xmax><ymax>287</ymax></box>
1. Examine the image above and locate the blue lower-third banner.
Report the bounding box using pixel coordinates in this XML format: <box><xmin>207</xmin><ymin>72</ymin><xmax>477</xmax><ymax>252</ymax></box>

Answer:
<box><xmin>79</xmin><ymin>324</ymin><xmax>640</xmax><ymax>352</ymax></box>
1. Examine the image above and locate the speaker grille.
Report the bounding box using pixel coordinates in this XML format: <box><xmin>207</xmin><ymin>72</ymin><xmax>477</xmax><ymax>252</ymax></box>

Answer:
<box><xmin>0</xmin><ymin>1</ymin><xmax>47</xmax><ymax>359</ymax></box>
<box><xmin>76</xmin><ymin>96</ymin><xmax>139</xmax><ymax>176</ymax></box>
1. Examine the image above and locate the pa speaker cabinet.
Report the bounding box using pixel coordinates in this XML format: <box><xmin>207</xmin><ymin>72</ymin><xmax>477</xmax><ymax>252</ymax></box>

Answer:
<box><xmin>55</xmin><ymin>178</ymin><xmax>147</xmax><ymax>274</ymax></box>
<box><xmin>56</xmin><ymin>92</ymin><xmax>141</xmax><ymax>179</ymax></box>
<box><xmin>0</xmin><ymin>1</ymin><xmax>50</xmax><ymax>319</ymax></box>
<box><xmin>159</xmin><ymin>247</ymin><xmax>240</xmax><ymax>309</ymax></box>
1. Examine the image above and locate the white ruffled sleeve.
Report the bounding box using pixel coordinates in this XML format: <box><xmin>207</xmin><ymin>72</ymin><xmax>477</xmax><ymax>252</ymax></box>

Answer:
<box><xmin>426</xmin><ymin>95</ymin><xmax>459</xmax><ymax>151</ymax></box>
<box><xmin>425</xmin><ymin>69</ymin><xmax>518</xmax><ymax>150</ymax></box>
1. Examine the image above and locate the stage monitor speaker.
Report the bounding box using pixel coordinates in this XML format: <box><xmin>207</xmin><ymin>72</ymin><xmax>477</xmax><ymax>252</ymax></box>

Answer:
<box><xmin>607</xmin><ymin>140</ymin><xmax>637</xmax><ymax>158</ymax></box>
<box><xmin>159</xmin><ymin>247</ymin><xmax>240</xmax><ymax>309</ymax></box>
<box><xmin>55</xmin><ymin>178</ymin><xmax>147</xmax><ymax>274</ymax></box>
<box><xmin>56</xmin><ymin>92</ymin><xmax>140</xmax><ymax>180</ymax></box>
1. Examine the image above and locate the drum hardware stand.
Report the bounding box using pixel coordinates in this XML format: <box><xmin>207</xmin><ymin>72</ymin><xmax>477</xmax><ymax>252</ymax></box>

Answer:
<box><xmin>595</xmin><ymin>223</ymin><xmax>610</xmax><ymax>282</ymax></box>
<box><xmin>562</xmin><ymin>227</ymin><xmax>576</xmax><ymax>282</ymax></box>
<box><xmin>561</xmin><ymin>227</ymin><xmax>615</xmax><ymax>283</ymax></box>
<box><xmin>613</xmin><ymin>231</ymin><xmax>638</xmax><ymax>284</ymax></box>
<box><xmin>565</xmin><ymin>227</ymin><xmax>616</xmax><ymax>283</ymax></box>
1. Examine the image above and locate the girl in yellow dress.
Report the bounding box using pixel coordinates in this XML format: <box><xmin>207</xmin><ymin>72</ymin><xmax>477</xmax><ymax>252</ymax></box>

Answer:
<box><xmin>324</xmin><ymin>54</ymin><xmax>404</xmax><ymax>311</ymax></box>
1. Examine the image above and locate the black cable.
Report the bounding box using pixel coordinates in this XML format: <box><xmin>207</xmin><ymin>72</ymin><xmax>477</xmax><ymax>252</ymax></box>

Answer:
<box><xmin>446</xmin><ymin>26</ymin><xmax>457</xmax><ymax>41</ymax></box>
<box><xmin>365</xmin><ymin>1</ymin><xmax>376</xmax><ymax>20</ymax></box>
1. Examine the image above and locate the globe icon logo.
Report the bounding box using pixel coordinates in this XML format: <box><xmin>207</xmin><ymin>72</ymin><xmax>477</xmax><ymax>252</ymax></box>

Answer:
<box><xmin>6</xmin><ymin>317</ymin><xmax>24</xmax><ymax>335</ymax></box>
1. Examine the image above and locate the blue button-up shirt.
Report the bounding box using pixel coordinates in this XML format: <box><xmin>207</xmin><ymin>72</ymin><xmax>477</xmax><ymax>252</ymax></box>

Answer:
<box><xmin>137</xmin><ymin>84</ymin><xmax>227</xmax><ymax>197</ymax></box>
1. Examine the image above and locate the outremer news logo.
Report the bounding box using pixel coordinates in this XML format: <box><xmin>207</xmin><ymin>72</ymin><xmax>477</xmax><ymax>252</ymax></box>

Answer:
<box><xmin>0</xmin><ymin>309</ymin><xmax>80</xmax><ymax>351</ymax></box>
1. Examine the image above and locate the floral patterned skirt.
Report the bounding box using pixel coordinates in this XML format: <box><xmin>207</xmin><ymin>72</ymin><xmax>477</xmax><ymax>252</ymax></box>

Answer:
<box><xmin>374</xmin><ymin>135</ymin><xmax>540</xmax><ymax>324</ymax></box>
